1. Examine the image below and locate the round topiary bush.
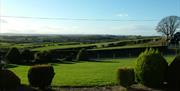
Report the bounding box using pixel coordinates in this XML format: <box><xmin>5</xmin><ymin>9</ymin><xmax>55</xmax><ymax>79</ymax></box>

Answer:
<box><xmin>167</xmin><ymin>54</ymin><xmax>180</xmax><ymax>90</ymax></box>
<box><xmin>0</xmin><ymin>69</ymin><xmax>21</xmax><ymax>89</ymax></box>
<box><xmin>135</xmin><ymin>48</ymin><xmax>168</xmax><ymax>87</ymax></box>
<box><xmin>28</xmin><ymin>64</ymin><xmax>55</xmax><ymax>89</ymax></box>
<box><xmin>117</xmin><ymin>68</ymin><xmax>135</xmax><ymax>87</ymax></box>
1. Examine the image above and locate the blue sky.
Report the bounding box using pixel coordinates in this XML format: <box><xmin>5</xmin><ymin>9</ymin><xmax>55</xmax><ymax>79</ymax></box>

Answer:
<box><xmin>0</xmin><ymin>0</ymin><xmax>180</xmax><ymax>35</ymax></box>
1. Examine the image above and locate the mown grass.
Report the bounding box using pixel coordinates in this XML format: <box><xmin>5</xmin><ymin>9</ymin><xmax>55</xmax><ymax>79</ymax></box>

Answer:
<box><xmin>9</xmin><ymin>56</ymin><xmax>175</xmax><ymax>87</ymax></box>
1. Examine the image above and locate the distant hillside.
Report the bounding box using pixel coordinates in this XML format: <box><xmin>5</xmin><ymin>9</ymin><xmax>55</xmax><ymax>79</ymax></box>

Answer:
<box><xmin>0</xmin><ymin>33</ymin><xmax>159</xmax><ymax>43</ymax></box>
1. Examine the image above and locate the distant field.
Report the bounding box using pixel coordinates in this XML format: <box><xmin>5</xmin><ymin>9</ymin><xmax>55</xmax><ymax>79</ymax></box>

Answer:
<box><xmin>9</xmin><ymin>56</ymin><xmax>175</xmax><ymax>87</ymax></box>
<box><xmin>31</xmin><ymin>43</ymin><xmax>96</xmax><ymax>51</ymax></box>
<box><xmin>91</xmin><ymin>45</ymin><xmax>162</xmax><ymax>51</ymax></box>
<box><xmin>1</xmin><ymin>37</ymin><xmax>160</xmax><ymax>52</ymax></box>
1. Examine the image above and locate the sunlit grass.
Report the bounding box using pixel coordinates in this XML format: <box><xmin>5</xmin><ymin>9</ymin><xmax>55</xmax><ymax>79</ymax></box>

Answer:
<box><xmin>9</xmin><ymin>56</ymin><xmax>175</xmax><ymax>87</ymax></box>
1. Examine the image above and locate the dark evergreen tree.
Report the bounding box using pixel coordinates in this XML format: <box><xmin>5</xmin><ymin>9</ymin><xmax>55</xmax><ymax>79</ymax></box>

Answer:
<box><xmin>5</xmin><ymin>47</ymin><xmax>21</xmax><ymax>64</ymax></box>
<box><xmin>34</xmin><ymin>51</ymin><xmax>53</xmax><ymax>63</ymax></box>
<box><xmin>21</xmin><ymin>49</ymin><xmax>34</xmax><ymax>64</ymax></box>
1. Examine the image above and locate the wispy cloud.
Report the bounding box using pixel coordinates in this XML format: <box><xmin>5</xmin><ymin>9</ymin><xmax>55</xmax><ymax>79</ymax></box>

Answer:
<box><xmin>117</xmin><ymin>13</ymin><xmax>129</xmax><ymax>17</ymax></box>
<box><xmin>0</xmin><ymin>19</ymin><xmax>8</xmax><ymax>23</ymax></box>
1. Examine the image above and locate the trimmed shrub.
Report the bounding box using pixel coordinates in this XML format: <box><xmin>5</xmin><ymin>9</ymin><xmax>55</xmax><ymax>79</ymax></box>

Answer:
<box><xmin>117</xmin><ymin>68</ymin><xmax>135</xmax><ymax>87</ymax></box>
<box><xmin>28</xmin><ymin>64</ymin><xmax>55</xmax><ymax>89</ymax></box>
<box><xmin>0</xmin><ymin>69</ymin><xmax>21</xmax><ymax>89</ymax></box>
<box><xmin>167</xmin><ymin>54</ymin><xmax>180</xmax><ymax>90</ymax></box>
<box><xmin>75</xmin><ymin>48</ymin><xmax>88</xmax><ymax>61</ymax></box>
<box><xmin>135</xmin><ymin>48</ymin><xmax>168</xmax><ymax>87</ymax></box>
<box><xmin>21</xmin><ymin>49</ymin><xmax>34</xmax><ymax>64</ymax></box>
<box><xmin>5</xmin><ymin>47</ymin><xmax>21</xmax><ymax>64</ymax></box>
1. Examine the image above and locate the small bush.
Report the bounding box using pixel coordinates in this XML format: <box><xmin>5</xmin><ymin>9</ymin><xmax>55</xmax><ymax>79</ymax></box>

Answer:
<box><xmin>28</xmin><ymin>64</ymin><xmax>55</xmax><ymax>89</ymax></box>
<box><xmin>135</xmin><ymin>48</ymin><xmax>168</xmax><ymax>87</ymax></box>
<box><xmin>167</xmin><ymin>54</ymin><xmax>180</xmax><ymax>90</ymax></box>
<box><xmin>0</xmin><ymin>69</ymin><xmax>21</xmax><ymax>89</ymax></box>
<box><xmin>5</xmin><ymin>47</ymin><xmax>21</xmax><ymax>64</ymax></box>
<box><xmin>117</xmin><ymin>68</ymin><xmax>135</xmax><ymax>87</ymax></box>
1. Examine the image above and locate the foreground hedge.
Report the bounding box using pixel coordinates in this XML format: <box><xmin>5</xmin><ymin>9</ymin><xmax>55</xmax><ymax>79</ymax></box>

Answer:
<box><xmin>28</xmin><ymin>64</ymin><xmax>55</xmax><ymax>89</ymax></box>
<box><xmin>135</xmin><ymin>48</ymin><xmax>168</xmax><ymax>87</ymax></box>
<box><xmin>0</xmin><ymin>69</ymin><xmax>21</xmax><ymax>89</ymax></box>
<box><xmin>167</xmin><ymin>54</ymin><xmax>180</xmax><ymax>90</ymax></box>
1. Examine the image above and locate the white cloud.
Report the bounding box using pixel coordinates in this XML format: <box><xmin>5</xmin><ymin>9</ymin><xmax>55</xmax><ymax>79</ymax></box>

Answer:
<box><xmin>0</xmin><ymin>19</ymin><xmax>8</xmax><ymax>23</ymax></box>
<box><xmin>117</xmin><ymin>13</ymin><xmax>129</xmax><ymax>17</ymax></box>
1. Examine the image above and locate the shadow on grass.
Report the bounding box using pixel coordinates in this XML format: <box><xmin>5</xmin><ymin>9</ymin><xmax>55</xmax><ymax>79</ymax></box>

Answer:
<box><xmin>58</xmin><ymin>60</ymin><xmax>77</xmax><ymax>64</ymax></box>
<box><xmin>57</xmin><ymin>60</ymin><xmax>121</xmax><ymax>64</ymax></box>
<box><xmin>85</xmin><ymin>60</ymin><xmax>121</xmax><ymax>63</ymax></box>
<box><xmin>58</xmin><ymin>60</ymin><xmax>87</xmax><ymax>64</ymax></box>
<box><xmin>5</xmin><ymin>64</ymin><xmax>19</xmax><ymax>68</ymax></box>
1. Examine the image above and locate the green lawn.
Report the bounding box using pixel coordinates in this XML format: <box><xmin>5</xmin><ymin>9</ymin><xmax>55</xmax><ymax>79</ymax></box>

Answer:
<box><xmin>9</xmin><ymin>56</ymin><xmax>175</xmax><ymax>87</ymax></box>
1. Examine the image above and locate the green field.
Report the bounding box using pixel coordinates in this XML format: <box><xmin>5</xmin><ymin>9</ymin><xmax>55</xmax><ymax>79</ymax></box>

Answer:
<box><xmin>9</xmin><ymin>56</ymin><xmax>175</xmax><ymax>87</ymax></box>
<box><xmin>0</xmin><ymin>37</ymin><xmax>160</xmax><ymax>52</ymax></box>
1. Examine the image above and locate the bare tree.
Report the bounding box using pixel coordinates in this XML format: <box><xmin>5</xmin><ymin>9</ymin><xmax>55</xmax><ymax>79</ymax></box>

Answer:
<box><xmin>156</xmin><ymin>16</ymin><xmax>180</xmax><ymax>41</ymax></box>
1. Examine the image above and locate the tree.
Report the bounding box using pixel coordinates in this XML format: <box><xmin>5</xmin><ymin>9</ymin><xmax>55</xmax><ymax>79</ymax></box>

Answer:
<box><xmin>170</xmin><ymin>32</ymin><xmax>180</xmax><ymax>44</ymax></box>
<box><xmin>5</xmin><ymin>47</ymin><xmax>21</xmax><ymax>64</ymax></box>
<box><xmin>21</xmin><ymin>49</ymin><xmax>34</xmax><ymax>64</ymax></box>
<box><xmin>34</xmin><ymin>51</ymin><xmax>53</xmax><ymax>63</ymax></box>
<box><xmin>156</xmin><ymin>16</ymin><xmax>180</xmax><ymax>41</ymax></box>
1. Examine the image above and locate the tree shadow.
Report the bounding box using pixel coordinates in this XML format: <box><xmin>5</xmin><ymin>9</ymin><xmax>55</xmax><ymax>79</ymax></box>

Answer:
<box><xmin>85</xmin><ymin>60</ymin><xmax>121</xmax><ymax>63</ymax></box>
<box><xmin>58</xmin><ymin>59</ymin><xmax>121</xmax><ymax>64</ymax></box>
<box><xmin>5</xmin><ymin>64</ymin><xmax>19</xmax><ymax>68</ymax></box>
<box><xmin>34</xmin><ymin>88</ymin><xmax>56</xmax><ymax>91</ymax></box>
<box><xmin>58</xmin><ymin>60</ymin><xmax>77</xmax><ymax>64</ymax></box>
